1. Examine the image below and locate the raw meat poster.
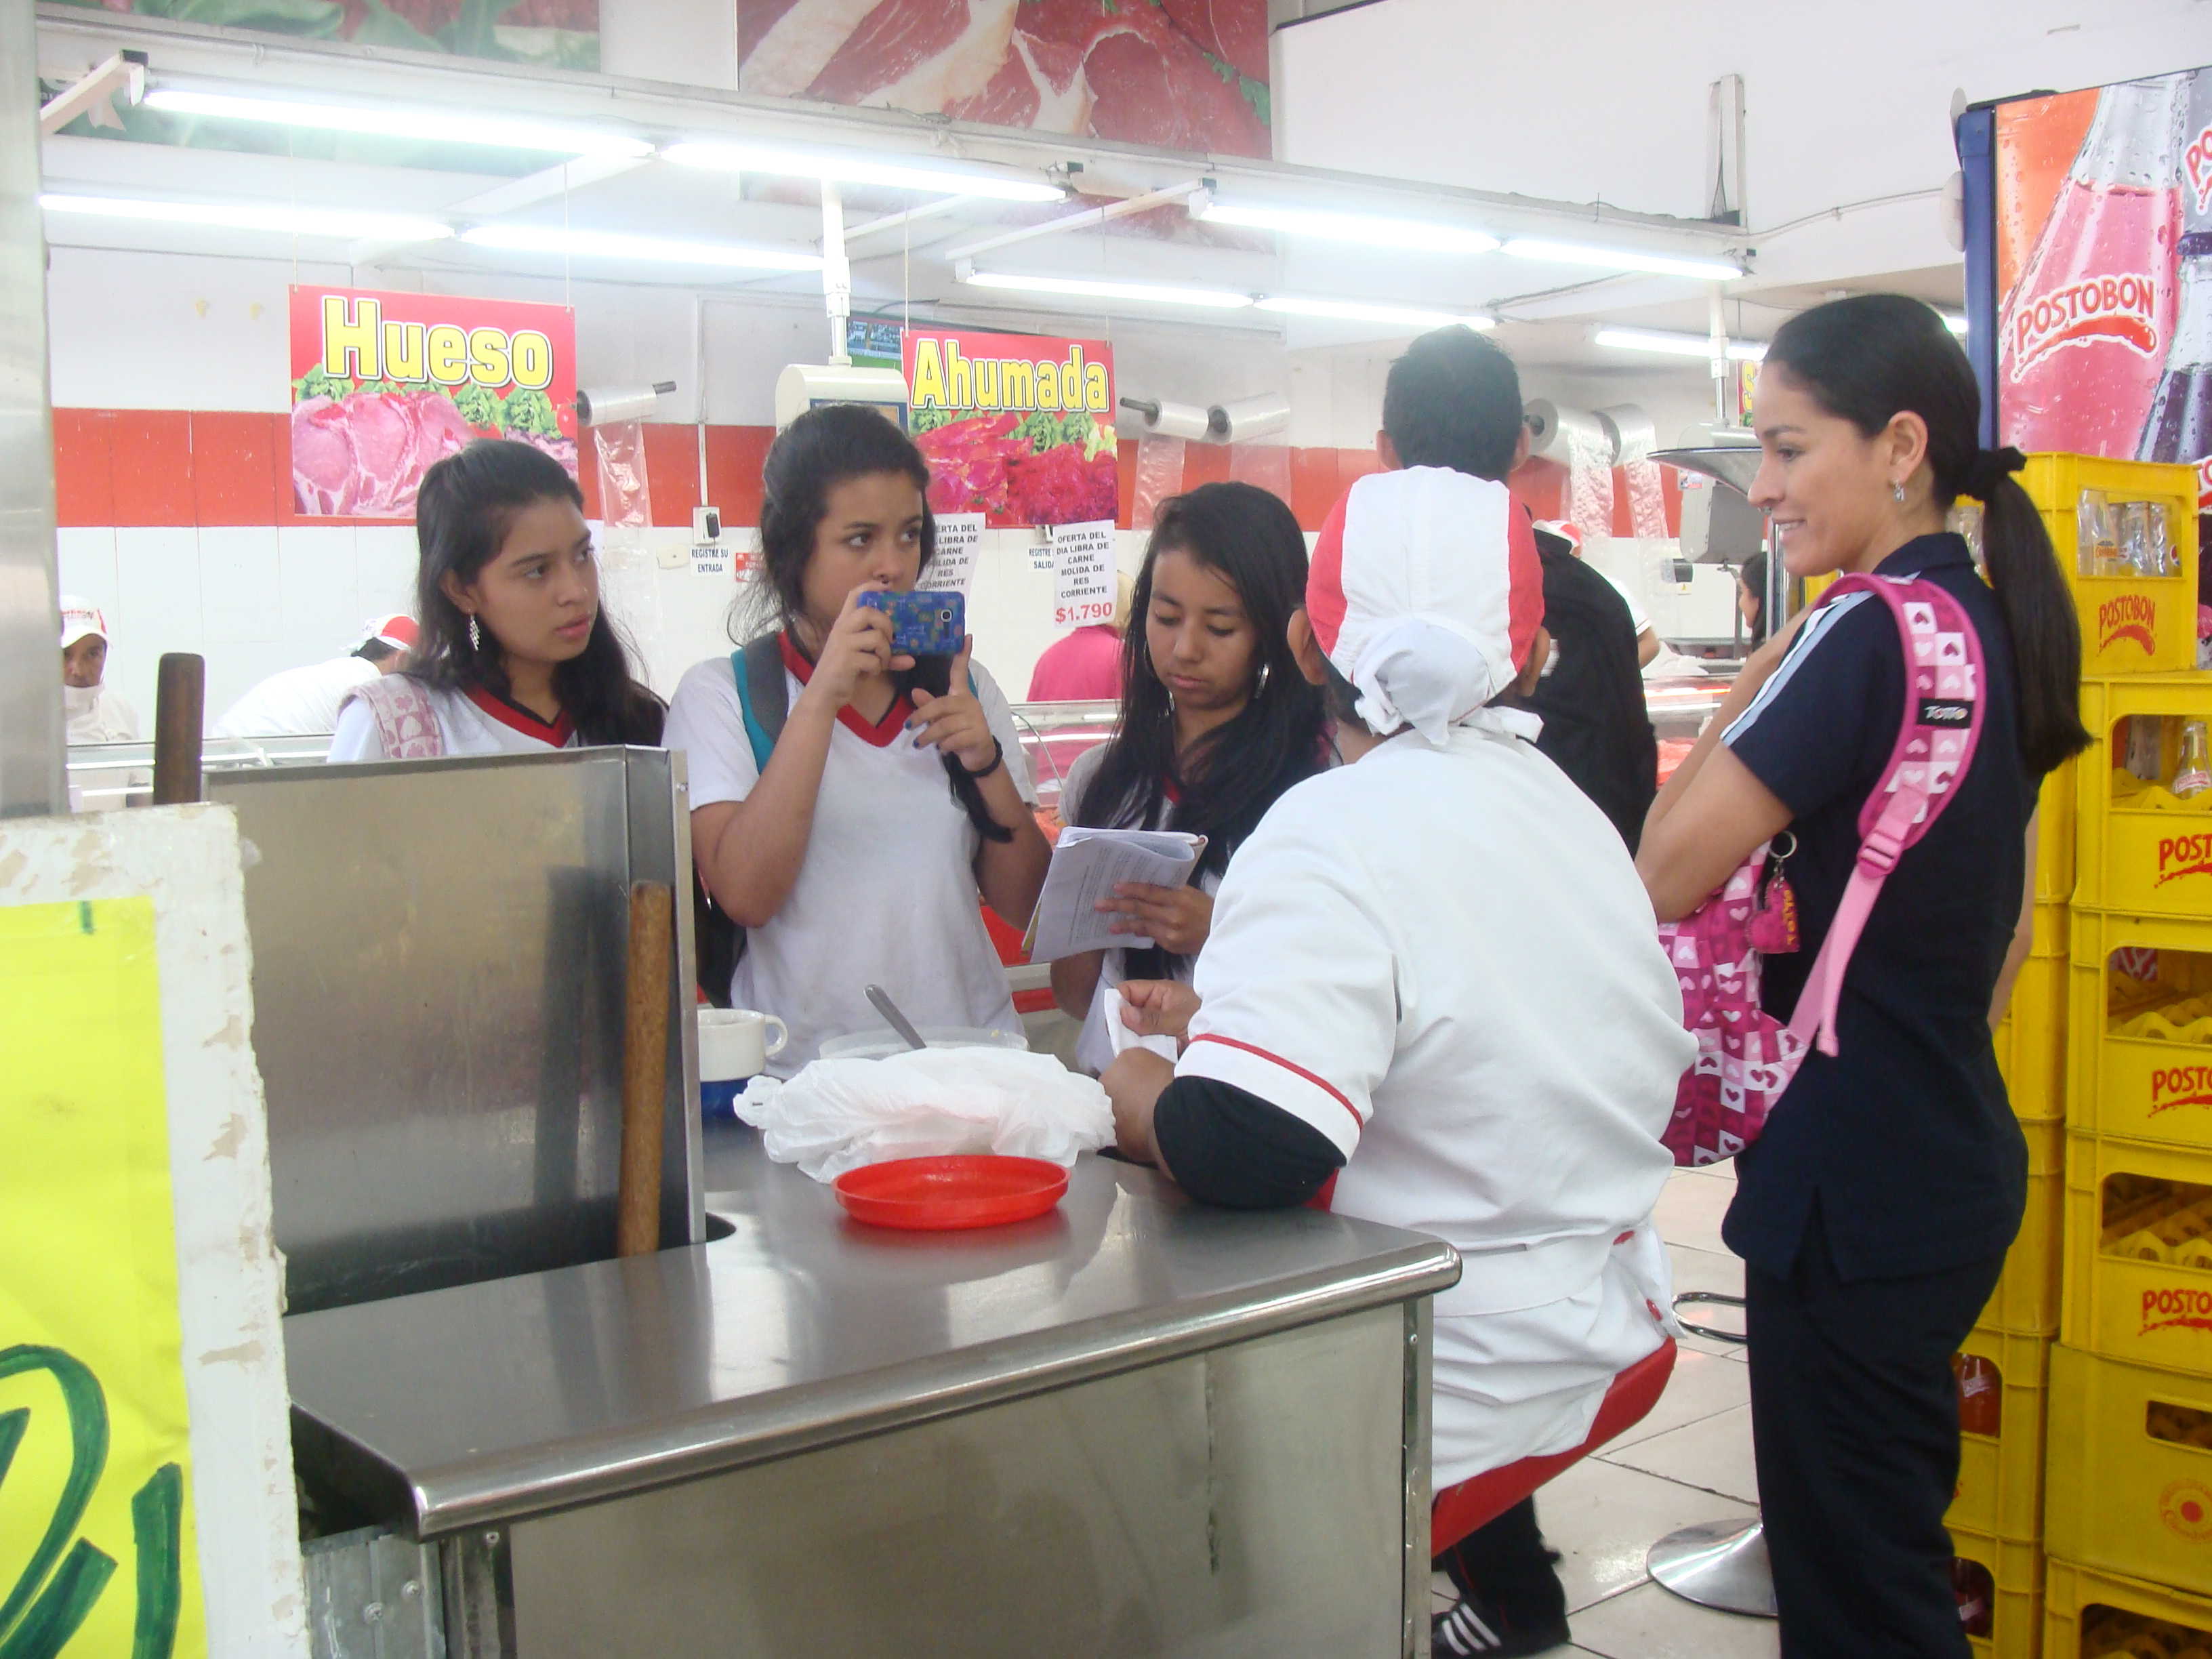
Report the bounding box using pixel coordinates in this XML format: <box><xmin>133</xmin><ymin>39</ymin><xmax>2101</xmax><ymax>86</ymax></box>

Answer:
<box><xmin>1994</xmin><ymin>67</ymin><xmax>2212</xmax><ymax>504</ymax></box>
<box><xmin>905</xmin><ymin>329</ymin><xmax>1118</xmax><ymax>527</ymax></box>
<box><xmin>289</xmin><ymin>285</ymin><xmax>577</xmax><ymax>520</ymax></box>
<box><xmin>736</xmin><ymin>0</ymin><xmax>1271</xmax><ymax>159</ymax></box>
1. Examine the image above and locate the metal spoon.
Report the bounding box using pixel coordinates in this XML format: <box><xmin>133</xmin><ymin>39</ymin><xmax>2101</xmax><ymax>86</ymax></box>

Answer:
<box><xmin>865</xmin><ymin>984</ymin><xmax>929</xmax><ymax>1052</ymax></box>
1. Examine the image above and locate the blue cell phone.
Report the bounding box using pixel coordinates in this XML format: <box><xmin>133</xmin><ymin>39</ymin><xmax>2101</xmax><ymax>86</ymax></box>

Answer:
<box><xmin>858</xmin><ymin>589</ymin><xmax>965</xmax><ymax>657</ymax></box>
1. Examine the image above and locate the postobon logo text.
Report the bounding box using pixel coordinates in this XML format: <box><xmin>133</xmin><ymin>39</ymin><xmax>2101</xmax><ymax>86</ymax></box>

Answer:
<box><xmin>2144</xmin><ymin>1285</ymin><xmax>2212</xmax><ymax>1335</ymax></box>
<box><xmin>2100</xmin><ymin>592</ymin><xmax>2158</xmax><ymax>655</ymax></box>
<box><xmin>2151</xmin><ymin>1065</ymin><xmax>2212</xmax><ymax>1116</ymax></box>
<box><xmin>2158</xmin><ymin>832</ymin><xmax>2212</xmax><ymax>887</ymax></box>
<box><xmin>2009</xmin><ymin>272</ymin><xmax>2163</xmax><ymax>375</ymax></box>
<box><xmin>2190</xmin><ymin>122</ymin><xmax>2212</xmax><ymax>216</ymax></box>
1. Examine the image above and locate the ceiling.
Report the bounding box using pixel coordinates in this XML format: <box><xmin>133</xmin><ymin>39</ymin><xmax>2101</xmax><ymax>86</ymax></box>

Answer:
<box><xmin>32</xmin><ymin>6</ymin><xmax>1964</xmax><ymax>385</ymax></box>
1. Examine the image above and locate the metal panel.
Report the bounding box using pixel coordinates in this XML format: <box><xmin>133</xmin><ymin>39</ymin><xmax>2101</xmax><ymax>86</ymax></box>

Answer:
<box><xmin>212</xmin><ymin>747</ymin><xmax>699</xmax><ymax>1315</ymax></box>
<box><xmin>499</xmin><ymin>1309</ymin><xmax>1408</xmax><ymax>1658</ymax></box>
<box><xmin>304</xmin><ymin>1529</ymin><xmax>444</xmax><ymax>1659</ymax></box>
<box><xmin>0</xmin><ymin>0</ymin><xmax>62</xmax><ymax>818</ymax></box>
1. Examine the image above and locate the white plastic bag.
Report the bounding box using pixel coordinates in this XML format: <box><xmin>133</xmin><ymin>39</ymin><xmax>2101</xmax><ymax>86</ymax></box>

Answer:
<box><xmin>736</xmin><ymin>1048</ymin><xmax>1114</xmax><ymax>1183</ymax></box>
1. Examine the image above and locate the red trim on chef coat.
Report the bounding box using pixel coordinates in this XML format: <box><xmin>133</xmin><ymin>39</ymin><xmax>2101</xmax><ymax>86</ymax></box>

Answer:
<box><xmin>464</xmin><ymin>684</ymin><xmax>575</xmax><ymax>747</ymax></box>
<box><xmin>1184</xmin><ymin>1033</ymin><xmax>1364</xmax><ymax>1128</ymax></box>
<box><xmin>780</xmin><ymin>630</ymin><xmax>915</xmax><ymax>747</ymax></box>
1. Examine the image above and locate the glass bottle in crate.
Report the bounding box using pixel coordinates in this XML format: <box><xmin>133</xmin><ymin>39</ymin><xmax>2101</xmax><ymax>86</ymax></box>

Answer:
<box><xmin>2081</xmin><ymin>488</ymin><xmax>2119</xmax><ymax>575</ymax></box>
<box><xmin>2176</xmin><ymin>720</ymin><xmax>2212</xmax><ymax>800</ymax></box>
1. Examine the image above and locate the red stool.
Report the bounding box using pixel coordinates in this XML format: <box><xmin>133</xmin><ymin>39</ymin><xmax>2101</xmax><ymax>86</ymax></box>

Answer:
<box><xmin>1431</xmin><ymin>1336</ymin><xmax>1679</xmax><ymax>1554</ymax></box>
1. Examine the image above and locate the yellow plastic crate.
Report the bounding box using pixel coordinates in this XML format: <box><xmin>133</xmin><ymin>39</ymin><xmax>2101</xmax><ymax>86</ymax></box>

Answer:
<box><xmin>2075</xmin><ymin>678</ymin><xmax>2212</xmax><ymax>923</ymax></box>
<box><xmin>2001</xmin><ymin>940</ymin><xmax>2071</xmax><ymax>1122</ymax></box>
<box><xmin>2038</xmin><ymin>766</ymin><xmax>2078</xmax><ymax>906</ymax></box>
<box><xmin>2044</xmin><ymin>1556</ymin><xmax>2212</xmax><ymax>1658</ymax></box>
<box><xmin>1984</xmin><ymin>1118</ymin><xmax>2067</xmax><ymax>1336</ymax></box>
<box><xmin>2046</xmin><ymin>1343</ymin><xmax>2212</xmax><ymax>1598</ymax></box>
<box><xmin>1951</xmin><ymin>1327</ymin><xmax>2051</xmax><ymax>1540</ymax></box>
<box><xmin>1955</xmin><ymin>1523</ymin><xmax>2045</xmax><ymax>1659</ymax></box>
<box><xmin>2060</xmin><ymin>1132</ymin><xmax>2212</xmax><ymax>1371</ymax></box>
<box><xmin>2020</xmin><ymin>453</ymin><xmax>2200</xmax><ymax>677</ymax></box>
<box><xmin>2066</xmin><ymin>911</ymin><xmax>2212</xmax><ymax>1153</ymax></box>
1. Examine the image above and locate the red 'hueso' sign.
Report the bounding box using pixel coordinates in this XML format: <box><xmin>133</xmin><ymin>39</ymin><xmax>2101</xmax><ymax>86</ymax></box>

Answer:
<box><xmin>288</xmin><ymin>285</ymin><xmax>577</xmax><ymax>521</ymax></box>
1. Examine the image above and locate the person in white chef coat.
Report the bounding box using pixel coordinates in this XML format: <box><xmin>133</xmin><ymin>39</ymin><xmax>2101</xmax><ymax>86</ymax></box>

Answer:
<box><xmin>1102</xmin><ymin>466</ymin><xmax>1694</xmax><ymax>1659</ymax></box>
<box><xmin>213</xmin><ymin>615</ymin><xmax>417</xmax><ymax>739</ymax></box>
<box><xmin>59</xmin><ymin>595</ymin><xmax>139</xmax><ymax>745</ymax></box>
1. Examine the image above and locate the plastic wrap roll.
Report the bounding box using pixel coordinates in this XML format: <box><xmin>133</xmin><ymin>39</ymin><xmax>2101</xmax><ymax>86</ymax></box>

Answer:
<box><xmin>577</xmin><ymin>382</ymin><xmax>675</xmax><ymax>426</ymax></box>
<box><xmin>1524</xmin><ymin>399</ymin><xmax>1613</xmax><ymax>463</ymax></box>
<box><xmin>1207</xmin><ymin>393</ymin><xmax>1291</xmax><ymax>444</ymax></box>
<box><xmin>1120</xmin><ymin>396</ymin><xmax>1211</xmax><ymax>441</ymax></box>
<box><xmin>1597</xmin><ymin>403</ymin><xmax>1658</xmax><ymax>465</ymax></box>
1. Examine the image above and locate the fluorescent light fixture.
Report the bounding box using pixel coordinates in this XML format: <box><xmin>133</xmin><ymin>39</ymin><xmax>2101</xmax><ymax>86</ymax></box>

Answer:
<box><xmin>1503</xmin><ymin>237</ymin><xmax>1744</xmax><ymax>282</ymax></box>
<box><xmin>143</xmin><ymin>87</ymin><xmax>652</xmax><ymax>158</ymax></box>
<box><xmin>1593</xmin><ymin>326</ymin><xmax>1766</xmax><ymax>361</ymax></box>
<box><xmin>1257</xmin><ymin>295</ymin><xmax>1494</xmax><ymax>331</ymax></box>
<box><xmin>663</xmin><ymin>140</ymin><xmax>1063</xmax><ymax>203</ymax></box>
<box><xmin>961</xmin><ymin>268</ymin><xmax>1252</xmax><ymax>309</ymax></box>
<box><xmin>1195</xmin><ymin>197</ymin><xmax>1498</xmax><ymax>255</ymax></box>
<box><xmin>40</xmin><ymin>192</ymin><xmax>451</xmax><ymax>243</ymax></box>
<box><xmin>460</xmin><ymin>223</ymin><xmax>821</xmax><ymax>271</ymax></box>
<box><xmin>1939</xmin><ymin>309</ymin><xmax>1970</xmax><ymax>336</ymax></box>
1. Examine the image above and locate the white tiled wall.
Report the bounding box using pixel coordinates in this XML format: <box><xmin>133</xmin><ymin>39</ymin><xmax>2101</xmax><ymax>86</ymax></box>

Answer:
<box><xmin>56</xmin><ymin>523</ymin><xmax>426</xmax><ymax>729</ymax></box>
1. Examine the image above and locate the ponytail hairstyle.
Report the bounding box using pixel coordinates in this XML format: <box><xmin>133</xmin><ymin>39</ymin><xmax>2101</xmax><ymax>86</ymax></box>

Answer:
<box><xmin>1076</xmin><ymin>481</ymin><xmax>1328</xmax><ymax>978</ymax></box>
<box><xmin>410</xmin><ymin>439</ymin><xmax>663</xmax><ymax>745</ymax></box>
<box><xmin>752</xmin><ymin>403</ymin><xmax>1009</xmax><ymax>842</ymax></box>
<box><xmin>1761</xmin><ymin>295</ymin><xmax>2090</xmax><ymax>777</ymax></box>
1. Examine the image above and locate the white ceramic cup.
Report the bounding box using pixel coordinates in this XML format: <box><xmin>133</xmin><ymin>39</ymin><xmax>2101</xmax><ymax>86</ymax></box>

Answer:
<box><xmin>698</xmin><ymin>1008</ymin><xmax>789</xmax><ymax>1082</ymax></box>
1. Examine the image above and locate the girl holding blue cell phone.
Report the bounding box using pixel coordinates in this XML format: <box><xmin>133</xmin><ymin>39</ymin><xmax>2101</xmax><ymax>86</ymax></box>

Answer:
<box><xmin>663</xmin><ymin>405</ymin><xmax>1050</xmax><ymax>1073</ymax></box>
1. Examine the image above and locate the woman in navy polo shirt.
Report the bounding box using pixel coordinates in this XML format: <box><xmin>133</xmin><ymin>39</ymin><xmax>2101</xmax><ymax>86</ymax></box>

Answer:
<box><xmin>1637</xmin><ymin>295</ymin><xmax>2089</xmax><ymax>1657</ymax></box>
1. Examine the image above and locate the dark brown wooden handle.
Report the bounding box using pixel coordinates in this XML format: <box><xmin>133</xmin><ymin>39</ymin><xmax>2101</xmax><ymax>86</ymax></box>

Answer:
<box><xmin>615</xmin><ymin>880</ymin><xmax>676</xmax><ymax>1258</ymax></box>
<box><xmin>151</xmin><ymin>653</ymin><xmax>205</xmax><ymax>806</ymax></box>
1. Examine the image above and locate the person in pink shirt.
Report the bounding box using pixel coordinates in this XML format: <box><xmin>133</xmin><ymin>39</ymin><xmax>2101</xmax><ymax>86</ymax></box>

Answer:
<box><xmin>1026</xmin><ymin>574</ymin><xmax>1132</xmax><ymax>701</ymax></box>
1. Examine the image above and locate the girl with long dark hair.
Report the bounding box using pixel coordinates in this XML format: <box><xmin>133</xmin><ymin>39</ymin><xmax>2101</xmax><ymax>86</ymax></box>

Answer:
<box><xmin>1637</xmin><ymin>295</ymin><xmax>2089</xmax><ymax>1657</ymax></box>
<box><xmin>1051</xmin><ymin>481</ymin><xmax>1328</xmax><ymax>1075</ymax></box>
<box><xmin>663</xmin><ymin>405</ymin><xmax>1050</xmax><ymax>1073</ymax></box>
<box><xmin>329</xmin><ymin>439</ymin><xmax>661</xmax><ymax>760</ymax></box>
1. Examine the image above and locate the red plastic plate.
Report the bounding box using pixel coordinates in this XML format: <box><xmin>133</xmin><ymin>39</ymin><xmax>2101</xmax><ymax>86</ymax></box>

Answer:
<box><xmin>832</xmin><ymin>1155</ymin><xmax>1069</xmax><ymax>1231</ymax></box>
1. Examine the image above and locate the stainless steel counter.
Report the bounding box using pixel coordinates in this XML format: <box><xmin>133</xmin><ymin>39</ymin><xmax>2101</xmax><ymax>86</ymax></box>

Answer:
<box><xmin>290</xmin><ymin>1127</ymin><xmax>1458</xmax><ymax>1656</ymax></box>
<box><xmin>289</xmin><ymin>1124</ymin><xmax>1459</xmax><ymax>1538</ymax></box>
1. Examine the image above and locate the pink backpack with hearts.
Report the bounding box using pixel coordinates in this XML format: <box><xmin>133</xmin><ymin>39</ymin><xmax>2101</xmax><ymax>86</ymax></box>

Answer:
<box><xmin>1659</xmin><ymin>572</ymin><xmax>1987</xmax><ymax>1166</ymax></box>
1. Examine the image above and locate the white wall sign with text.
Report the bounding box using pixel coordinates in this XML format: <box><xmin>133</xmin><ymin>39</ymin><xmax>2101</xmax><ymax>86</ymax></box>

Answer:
<box><xmin>1050</xmin><ymin>520</ymin><xmax>1118</xmax><ymax>634</ymax></box>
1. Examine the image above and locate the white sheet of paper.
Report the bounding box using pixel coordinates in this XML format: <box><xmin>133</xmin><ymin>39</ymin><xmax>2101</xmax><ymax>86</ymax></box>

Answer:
<box><xmin>1028</xmin><ymin>824</ymin><xmax>1205</xmax><ymax>962</ymax></box>
<box><xmin>933</xmin><ymin>512</ymin><xmax>984</xmax><ymax>596</ymax></box>
<box><xmin>1050</xmin><ymin>519</ymin><xmax>1118</xmax><ymax>634</ymax></box>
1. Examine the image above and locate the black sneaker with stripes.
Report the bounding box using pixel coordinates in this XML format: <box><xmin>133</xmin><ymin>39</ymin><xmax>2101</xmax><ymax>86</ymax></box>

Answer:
<box><xmin>1431</xmin><ymin>1594</ymin><xmax>1571</xmax><ymax>1658</ymax></box>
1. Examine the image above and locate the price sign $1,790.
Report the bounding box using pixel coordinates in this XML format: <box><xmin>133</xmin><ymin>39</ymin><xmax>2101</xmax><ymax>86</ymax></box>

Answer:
<box><xmin>1056</xmin><ymin>601</ymin><xmax>1115</xmax><ymax>628</ymax></box>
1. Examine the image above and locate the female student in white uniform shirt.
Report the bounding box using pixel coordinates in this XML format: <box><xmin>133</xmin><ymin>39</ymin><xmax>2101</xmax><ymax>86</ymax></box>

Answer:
<box><xmin>329</xmin><ymin>441</ymin><xmax>663</xmax><ymax>760</ymax></box>
<box><xmin>1050</xmin><ymin>482</ymin><xmax>1327</xmax><ymax>1074</ymax></box>
<box><xmin>663</xmin><ymin>406</ymin><xmax>1050</xmax><ymax>1074</ymax></box>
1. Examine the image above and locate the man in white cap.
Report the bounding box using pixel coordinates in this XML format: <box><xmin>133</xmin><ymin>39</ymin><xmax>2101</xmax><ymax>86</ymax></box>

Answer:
<box><xmin>211</xmin><ymin>616</ymin><xmax>418</xmax><ymax>739</ymax></box>
<box><xmin>59</xmin><ymin>595</ymin><xmax>140</xmax><ymax>745</ymax></box>
<box><xmin>1103</xmin><ymin>466</ymin><xmax>1693</xmax><ymax>1658</ymax></box>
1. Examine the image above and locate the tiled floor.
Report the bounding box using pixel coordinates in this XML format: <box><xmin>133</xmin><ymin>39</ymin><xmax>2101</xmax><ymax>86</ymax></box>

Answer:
<box><xmin>1432</xmin><ymin>1160</ymin><xmax>1782</xmax><ymax>1658</ymax></box>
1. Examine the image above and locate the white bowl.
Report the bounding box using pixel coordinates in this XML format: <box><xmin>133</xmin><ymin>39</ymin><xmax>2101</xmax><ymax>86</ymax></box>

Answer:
<box><xmin>816</xmin><ymin>1025</ymin><xmax>1031</xmax><ymax>1063</ymax></box>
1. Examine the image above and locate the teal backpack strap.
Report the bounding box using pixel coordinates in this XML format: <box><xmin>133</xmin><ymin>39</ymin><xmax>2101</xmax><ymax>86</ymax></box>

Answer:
<box><xmin>732</xmin><ymin>633</ymin><xmax>789</xmax><ymax>774</ymax></box>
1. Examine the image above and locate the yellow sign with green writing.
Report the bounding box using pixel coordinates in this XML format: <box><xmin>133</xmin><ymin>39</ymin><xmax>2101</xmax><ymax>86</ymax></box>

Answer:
<box><xmin>1</xmin><ymin>899</ymin><xmax>203</xmax><ymax>1658</ymax></box>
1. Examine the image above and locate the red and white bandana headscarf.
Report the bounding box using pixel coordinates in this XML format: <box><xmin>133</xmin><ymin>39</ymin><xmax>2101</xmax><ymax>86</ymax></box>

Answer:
<box><xmin>1307</xmin><ymin>467</ymin><xmax>1545</xmax><ymax>745</ymax></box>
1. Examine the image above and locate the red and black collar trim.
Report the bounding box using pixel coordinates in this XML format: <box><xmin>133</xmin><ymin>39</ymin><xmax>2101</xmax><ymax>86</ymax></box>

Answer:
<box><xmin>464</xmin><ymin>683</ymin><xmax>575</xmax><ymax>747</ymax></box>
<box><xmin>779</xmin><ymin>629</ymin><xmax>914</xmax><ymax>748</ymax></box>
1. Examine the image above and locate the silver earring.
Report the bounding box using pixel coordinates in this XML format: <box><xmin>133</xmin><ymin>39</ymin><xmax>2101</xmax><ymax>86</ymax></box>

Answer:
<box><xmin>1256</xmin><ymin>661</ymin><xmax>1271</xmax><ymax>695</ymax></box>
<box><xmin>468</xmin><ymin>615</ymin><xmax>481</xmax><ymax>652</ymax></box>
<box><xmin>1891</xmin><ymin>480</ymin><xmax>1906</xmax><ymax>504</ymax></box>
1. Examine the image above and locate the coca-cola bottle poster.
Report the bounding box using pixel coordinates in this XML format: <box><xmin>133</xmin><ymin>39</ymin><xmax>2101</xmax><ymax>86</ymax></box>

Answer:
<box><xmin>903</xmin><ymin>329</ymin><xmax>1118</xmax><ymax>529</ymax></box>
<box><xmin>288</xmin><ymin>286</ymin><xmax>579</xmax><ymax>521</ymax></box>
<box><xmin>1997</xmin><ymin>67</ymin><xmax>2212</xmax><ymax>508</ymax></box>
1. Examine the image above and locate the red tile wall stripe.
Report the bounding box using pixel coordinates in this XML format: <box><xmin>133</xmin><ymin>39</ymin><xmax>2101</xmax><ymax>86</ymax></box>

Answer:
<box><xmin>49</xmin><ymin>411</ymin><xmax>1684</xmax><ymax>539</ymax></box>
